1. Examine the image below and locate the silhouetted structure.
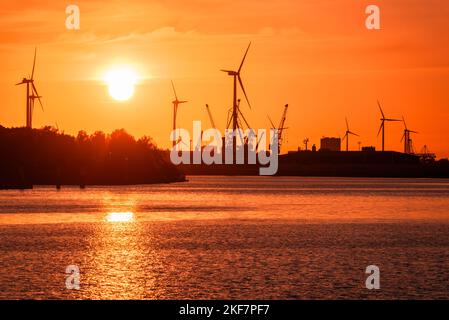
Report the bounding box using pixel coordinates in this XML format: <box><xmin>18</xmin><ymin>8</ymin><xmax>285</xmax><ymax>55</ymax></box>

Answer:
<box><xmin>303</xmin><ymin>138</ymin><xmax>309</xmax><ymax>151</ymax></box>
<box><xmin>320</xmin><ymin>137</ymin><xmax>341</xmax><ymax>152</ymax></box>
<box><xmin>16</xmin><ymin>48</ymin><xmax>44</xmax><ymax>128</ymax></box>
<box><xmin>221</xmin><ymin>42</ymin><xmax>252</xmax><ymax>157</ymax></box>
<box><xmin>377</xmin><ymin>100</ymin><xmax>401</xmax><ymax>152</ymax></box>
<box><xmin>343</xmin><ymin>117</ymin><xmax>359</xmax><ymax>152</ymax></box>
<box><xmin>278</xmin><ymin>150</ymin><xmax>449</xmax><ymax>177</ymax></box>
<box><xmin>0</xmin><ymin>126</ymin><xmax>185</xmax><ymax>188</ymax></box>
<box><xmin>401</xmin><ymin>116</ymin><xmax>418</xmax><ymax>154</ymax></box>
<box><xmin>268</xmin><ymin>104</ymin><xmax>288</xmax><ymax>153</ymax></box>
<box><xmin>181</xmin><ymin>149</ymin><xmax>449</xmax><ymax>178</ymax></box>
<box><xmin>170</xmin><ymin>81</ymin><xmax>187</xmax><ymax>147</ymax></box>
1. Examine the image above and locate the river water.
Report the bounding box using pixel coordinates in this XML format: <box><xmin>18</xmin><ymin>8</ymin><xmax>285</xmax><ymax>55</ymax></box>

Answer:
<box><xmin>0</xmin><ymin>176</ymin><xmax>448</xmax><ymax>299</ymax></box>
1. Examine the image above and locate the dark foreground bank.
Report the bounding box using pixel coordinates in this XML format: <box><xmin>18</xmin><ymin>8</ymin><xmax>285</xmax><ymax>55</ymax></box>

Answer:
<box><xmin>180</xmin><ymin>150</ymin><xmax>449</xmax><ymax>178</ymax></box>
<box><xmin>0</xmin><ymin>126</ymin><xmax>185</xmax><ymax>188</ymax></box>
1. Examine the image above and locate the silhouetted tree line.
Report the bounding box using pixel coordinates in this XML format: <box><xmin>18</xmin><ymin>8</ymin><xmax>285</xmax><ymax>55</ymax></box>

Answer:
<box><xmin>0</xmin><ymin>126</ymin><xmax>185</xmax><ymax>187</ymax></box>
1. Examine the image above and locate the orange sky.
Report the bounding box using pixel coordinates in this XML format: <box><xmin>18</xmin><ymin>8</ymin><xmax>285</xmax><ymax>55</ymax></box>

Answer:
<box><xmin>0</xmin><ymin>0</ymin><xmax>448</xmax><ymax>157</ymax></box>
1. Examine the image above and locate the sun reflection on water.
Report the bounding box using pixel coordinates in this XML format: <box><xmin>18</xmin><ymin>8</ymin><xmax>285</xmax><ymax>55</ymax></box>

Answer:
<box><xmin>105</xmin><ymin>211</ymin><xmax>135</xmax><ymax>223</ymax></box>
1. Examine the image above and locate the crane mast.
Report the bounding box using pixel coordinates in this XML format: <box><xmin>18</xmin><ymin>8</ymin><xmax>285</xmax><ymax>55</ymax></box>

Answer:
<box><xmin>277</xmin><ymin>104</ymin><xmax>289</xmax><ymax>153</ymax></box>
<box><xmin>205</xmin><ymin>104</ymin><xmax>217</xmax><ymax>129</ymax></box>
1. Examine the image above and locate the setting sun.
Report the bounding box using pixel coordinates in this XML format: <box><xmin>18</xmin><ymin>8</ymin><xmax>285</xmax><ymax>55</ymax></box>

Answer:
<box><xmin>104</xmin><ymin>67</ymin><xmax>138</xmax><ymax>101</ymax></box>
<box><xmin>105</xmin><ymin>211</ymin><xmax>135</xmax><ymax>223</ymax></box>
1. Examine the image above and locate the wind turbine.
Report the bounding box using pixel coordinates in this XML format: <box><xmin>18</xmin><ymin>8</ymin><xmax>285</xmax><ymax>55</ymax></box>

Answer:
<box><xmin>16</xmin><ymin>48</ymin><xmax>44</xmax><ymax>128</ymax></box>
<box><xmin>401</xmin><ymin>116</ymin><xmax>418</xmax><ymax>154</ymax></box>
<box><xmin>221</xmin><ymin>42</ymin><xmax>252</xmax><ymax>132</ymax></box>
<box><xmin>377</xmin><ymin>100</ymin><xmax>400</xmax><ymax>152</ymax></box>
<box><xmin>171</xmin><ymin>80</ymin><xmax>187</xmax><ymax>147</ymax></box>
<box><xmin>343</xmin><ymin>117</ymin><xmax>359</xmax><ymax>152</ymax></box>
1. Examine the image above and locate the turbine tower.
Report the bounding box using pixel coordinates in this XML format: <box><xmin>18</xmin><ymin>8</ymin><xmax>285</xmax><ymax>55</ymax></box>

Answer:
<box><xmin>343</xmin><ymin>117</ymin><xmax>359</xmax><ymax>152</ymax></box>
<box><xmin>377</xmin><ymin>100</ymin><xmax>400</xmax><ymax>152</ymax></box>
<box><xmin>16</xmin><ymin>48</ymin><xmax>44</xmax><ymax>128</ymax></box>
<box><xmin>401</xmin><ymin>116</ymin><xmax>418</xmax><ymax>154</ymax></box>
<box><xmin>171</xmin><ymin>81</ymin><xmax>187</xmax><ymax>147</ymax></box>
<box><xmin>221</xmin><ymin>42</ymin><xmax>252</xmax><ymax>132</ymax></box>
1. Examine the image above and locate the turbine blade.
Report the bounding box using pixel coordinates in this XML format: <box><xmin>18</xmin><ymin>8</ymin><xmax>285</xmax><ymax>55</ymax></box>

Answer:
<box><xmin>171</xmin><ymin>80</ymin><xmax>178</xmax><ymax>100</ymax></box>
<box><xmin>400</xmin><ymin>133</ymin><xmax>405</xmax><ymax>142</ymax></box>
<box><xmin>345</xmin><ymin>117</ymin><xmax>349</xmax><ymax>131</ymax></box>
<box><xmin>31</xmin><ymin>47</ymin><xmax>37</xmax><ymax>80</ymax></box>
<box><xmin>220</xmin><ymin>69</ymin><xmax>234</xmax><ymax>74</ymax></box>
<box><xmin>349</xmin><ymin>131</ymin><xmax>359</xmax><ymax>137</ymax></box>
<box><xmin>377</xmin><ymin>100</ymin><xmax>385</xmax><ymax>118</ymax></box>
<box><xmin>377</xmin><ymin>122</ymin><xmax>384</xmax><ymax>137</ymax></box>
<box><xmin>238</xmin><ymin>75</ymin><xmax>251</xmax><ymax>109</ymax></box>
<box><xmin>402</xmin><ymin>116</ymin><xmax>407</xmax><ymax>130</ymax></box>
<box><xmin>238</xmin><ymin>42</ymin><xmax>251</xmax><ymax>73</ymax></box>
<box><xmin>32</xmin><ymin>83</ymin><xmax>44</xmax><ymax>111</ymax></box>
<box><xmin>385</xmin><ymin>118</ymin><xmax>401</xmax><ymax>122</ymax></box>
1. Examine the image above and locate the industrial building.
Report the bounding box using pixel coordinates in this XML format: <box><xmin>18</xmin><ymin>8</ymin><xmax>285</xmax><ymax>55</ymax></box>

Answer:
<box><xmin>320</xmin><ymin>137</ymin><xmax>341</xmax><ymax>152</ymax></box>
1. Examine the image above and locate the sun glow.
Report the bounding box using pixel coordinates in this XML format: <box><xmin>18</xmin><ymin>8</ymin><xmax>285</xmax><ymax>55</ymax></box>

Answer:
<box><xmin>106</xmin><ymin>211</ymin><xmax>135</xmax><ymax>223</ymax></box>
<box><xmin>104</xmin><ymin>67</ymin><xmax>138</xmax><ymax>101</ymax></box>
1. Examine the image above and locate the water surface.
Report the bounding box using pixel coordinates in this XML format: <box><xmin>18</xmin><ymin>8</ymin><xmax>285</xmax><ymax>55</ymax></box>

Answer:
<box><xmin>0</xmin><ymin>176</ymin><xmax>448</xmax><ymax>299</ymax></box>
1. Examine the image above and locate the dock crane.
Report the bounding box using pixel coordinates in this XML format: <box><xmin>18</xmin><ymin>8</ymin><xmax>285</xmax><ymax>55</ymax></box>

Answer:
<box><xmin>206</xmin><ymin>104</ymin><xmax>217</xmax><ymax>129</ymax></box>
<box><xmin>267</xmin><ymin>104</ymin><xmax>289</xmax><ymax>154</ymax></box>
